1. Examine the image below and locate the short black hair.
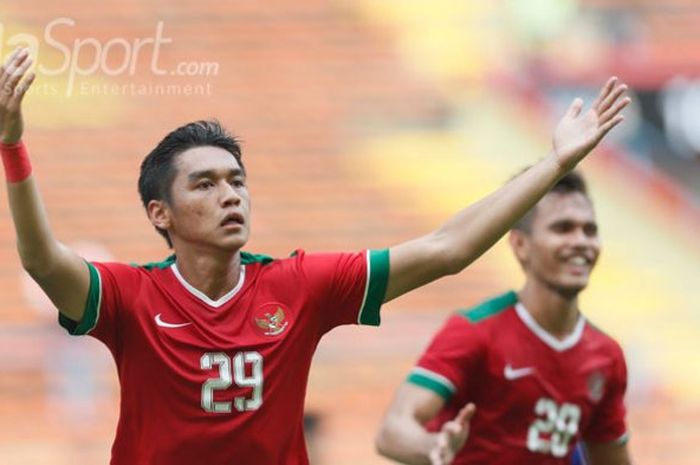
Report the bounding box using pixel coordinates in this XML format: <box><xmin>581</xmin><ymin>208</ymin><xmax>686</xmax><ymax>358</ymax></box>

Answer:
<box><xmin>512</xmin><ymin>170</ymin><xmax>589</xmax><ymax>233</ymax></box>
<box><xmin>138</xmin><ymin>120</ymin><xmax>244</xmax><ymax>247</ymax></box>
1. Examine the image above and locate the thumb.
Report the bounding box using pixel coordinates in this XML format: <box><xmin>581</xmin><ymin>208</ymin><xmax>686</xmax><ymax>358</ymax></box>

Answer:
<box><xmin>566</xmin><ymin>98</ymin><xmax>584</xmax><ymax>118</ymax></box>
<box><xmin>454</xmin><ymin>403</ymin><xmax>476</xmax><ymax>426</ymax></box>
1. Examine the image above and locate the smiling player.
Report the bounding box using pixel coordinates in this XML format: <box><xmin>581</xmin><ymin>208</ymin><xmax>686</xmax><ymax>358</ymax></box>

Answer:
<box><xmin>376</xmin><ymin>172</ymin><xmax>633</xmax><ymax>465</ymax></box>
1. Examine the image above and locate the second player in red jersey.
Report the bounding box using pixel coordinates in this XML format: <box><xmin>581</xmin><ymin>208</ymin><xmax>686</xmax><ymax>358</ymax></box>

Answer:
<box><xmin>409</xmin><ymin>291</ymin><xmax>627</xmax><ymax>465</ymax></box>
<box><xmin>377</xmin><ymin>172</ymin><xmax>634</xmax><ymax>465</ymax></box>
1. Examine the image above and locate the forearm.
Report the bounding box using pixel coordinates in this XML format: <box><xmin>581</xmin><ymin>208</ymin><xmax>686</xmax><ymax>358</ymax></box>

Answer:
<box><xmin>376</xmin><ymin>415</ymin><xmax>438</xmax><ymax>465</ymax></box>
<box><xmin>433</xmin><ymin>154</ymin><xmax>565</xmax><ymax>273</ymax></box>
<box><xmin>385</xmin><ymin>154</ymin><xmax>566</xmax><ymax>302</ymax></box>
<box><xmin>7</xmin><ymin>173</ymin><xmax>64</xmax><ymax>274</ymax></box>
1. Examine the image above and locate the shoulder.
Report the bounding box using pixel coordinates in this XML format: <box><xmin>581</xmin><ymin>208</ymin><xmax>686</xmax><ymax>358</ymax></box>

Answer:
<box><xmin>456</xmin><ymin>290</ymin><xmax>518</xmax><ymax>324</ymax></box>
<box><xmin>583</xmin><ymin>319</ymin><xmax>627</xmax><ymax>379</ymax></box>
<box><xmin>430</xmin><ymin>291</ymin><xmax>518</xmax><ymax>342</ymax></box>
<box><xmin>585</xmin><ymin>319</ymin><xmax>625</xmax><ymax>355</ymax></box>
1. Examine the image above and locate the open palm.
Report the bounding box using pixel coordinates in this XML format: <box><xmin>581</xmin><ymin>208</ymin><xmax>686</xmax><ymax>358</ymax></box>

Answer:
<box><xmin>553</xmin><ymin>77</ymin><xmax>629</xmax><ymax>172</ymax></box>
<box><xmin>0</xmin><ymin>48</ymin><xmax>35</xmax><ymax>144</ymax></box>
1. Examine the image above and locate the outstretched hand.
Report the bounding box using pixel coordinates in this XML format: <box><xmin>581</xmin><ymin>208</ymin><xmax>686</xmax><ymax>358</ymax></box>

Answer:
<box><xmin>0</xmin><ymin>48</ymin><xmax>35</xmax><ymax>145</ymax></box>
<box><xmin>428</xmin><ymin>403</ymin><xmax>476</xmax><ymax>465</ymax></box>
<box><xmin>552</xmin><ymin>77</ymin><xmax>630</xmax><ymax>172</ymax></box>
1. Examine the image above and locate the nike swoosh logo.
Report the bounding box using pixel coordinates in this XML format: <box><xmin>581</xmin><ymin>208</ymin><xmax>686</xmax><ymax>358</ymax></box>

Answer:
<box><xmin>155</xmin><ymin>313</ymin><xmax>192</xmax><ymax>329</ymax></box>
<box><xmin>504</xmin><ymin>364</ymin><xmax>535</xmax><ymax>380</ymax></box>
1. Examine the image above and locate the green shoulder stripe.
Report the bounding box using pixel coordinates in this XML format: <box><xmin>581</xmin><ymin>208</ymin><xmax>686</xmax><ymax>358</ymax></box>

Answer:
<box><xmin>357</xmin><ymin>249</ymin><xmax>390</xmax><ymax>326</ymax></box>
<box><xmin>58</xmin><ymin>261</ymin><xmax>102</xmax><ymax>336</ymax></box>
<box><xmin>138</xmin><ymin>255</ymin><xmax>176</xmax><ymax>270</ymax></box>
<box><xmin>241</xmin><ymin>251</ymin><xmax>274</xmax><ymax>265</ymax></box>
<box><xmin>458</xmin><ymin>290</ymin><xmax>517</xmax><ymax>323</ymax></box>
<box><xmin>135</xmin><ymin>251</ymin><xmax>274</xmax><ymax>271</ymax></box>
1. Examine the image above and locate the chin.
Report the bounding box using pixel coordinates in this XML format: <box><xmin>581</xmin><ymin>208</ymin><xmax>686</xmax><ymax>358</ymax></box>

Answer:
<box><xmin>553</xmin><ymin>281</ymin><xmax>587</xmax><ymax>299</ymax></box>
<box><xmin>219</xmin><ymin>235</ymin><xmax>248</xmax><ymax>252</ymax></box>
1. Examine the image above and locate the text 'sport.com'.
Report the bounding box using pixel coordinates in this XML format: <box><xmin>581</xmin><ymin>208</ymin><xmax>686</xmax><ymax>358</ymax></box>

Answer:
<box><xmin>0</xmin><ymin>18</ymin><xmax>219</xmax><ymax>97</ymax></box>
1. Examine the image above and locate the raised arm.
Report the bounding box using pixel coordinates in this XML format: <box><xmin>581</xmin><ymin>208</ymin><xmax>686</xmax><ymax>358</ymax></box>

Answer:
<box><xmin>384</xmin><ymin>77</ymin><xmax>629</xmax><ymax>302</ymax></box>
<box><xmin>1</xmin><ymin>48</ymin><xmax>90</xmax><ymax>322</ymax></box>
<box><xmin>375</xmin><ymin>382</ymin><xmax>475</xmax><ymax>465</ymax></box>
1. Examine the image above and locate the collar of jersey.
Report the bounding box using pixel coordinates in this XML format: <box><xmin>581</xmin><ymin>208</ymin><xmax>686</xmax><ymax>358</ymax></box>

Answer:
<box><xmin>170</xmin><ymin>263</ymin><xmax>246</xmax><ymax>308</ymax></box>
<box><xmin>514</xmin><ymin>302</ymin><xmax>585</xmax><ymax>352</ymax></box>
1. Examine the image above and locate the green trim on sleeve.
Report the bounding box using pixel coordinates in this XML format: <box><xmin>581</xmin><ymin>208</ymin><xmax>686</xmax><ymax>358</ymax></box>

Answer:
<box><xmin>407</xmin><ymin>371</ymin><xmax>455</xmax><ymax>401</ymax></box>
<box><xmin>58</xmin><ymin>262</ymin><xmax>102</xmax><ymax>336</ymax></box>
<box><xmin>357</xmin><ymin>249</ymin><xmax>389</xmax><ymax>326</ymax></box>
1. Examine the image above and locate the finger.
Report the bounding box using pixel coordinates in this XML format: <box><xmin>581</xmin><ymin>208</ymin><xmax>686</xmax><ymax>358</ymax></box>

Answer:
<box><xmin>1</xmin><ymin>48</ymin><xmax>24</xmax><ymax>73</ymax></box>
<box><xmin>599</xmin><ymin>96</ymin><xmax>630</xmax><ymax>125</ymax></box>
<box><xmin>436</xmin><ymin>431</ymin><xmax>448</xmax><ymax>448</ymax></box>
<box><xmin>443</xmin><ymin>421</ymin><xmax>462</xmax><ymax>437</ymax></box>
<box><xmin>596</xmin><ymin>83</ymin><xmax>628</xmax><ymax>115</ymax></box>
<box><xmin>0</xmin><ymin>58</ymin><xmax>32</xmax><ymax>105</ymax></box>
<box><xmin>4</xmin><ymin>57</ymin><xmax>33</xmax><ymax>93</ymax></box>
<box><xmin>594</xmin><ymin>115</ymin><xmax>625</xmax><ymax>145</ymax></box>
<box><xmin>597</xmin><ymin>114</ymin><xmax>624</xmax><ymax>140</ymax></box>
<box><xmin>9</xmin><ymin>72</ymin><xmax>36</xmax><ymax>109</ymax></box>
<box><xmin>0</xmin><ymin>49</ymin><xmax>29</xmax><ymax>95</ymax></box>
<box><xmin>455</xmin><ymin>403</ymin><xmax>476</xmax><ymax>425</ymax></box>
<box><xmin>0</xmin><ymin>48</ymin><xmax>24</xmax><ymax>90</ymax></box>
<box><xmin>565</xmin><ymin>98</ymin><xmax>584</xmax><ymax>119</ymax></box>
<box><xmin>590</xmin><ymin>76</ymin><xmax>617</xmax><ymax>110</ymax></box>
<box><xmin>429</xmin><ymin>448</ymin><xmax>443</xmax><ymax>465</ymax></box>
<box><xmin>2</xmin><ymin>48</ymin><xmax>28</xmax><ymax>78</ymax></box>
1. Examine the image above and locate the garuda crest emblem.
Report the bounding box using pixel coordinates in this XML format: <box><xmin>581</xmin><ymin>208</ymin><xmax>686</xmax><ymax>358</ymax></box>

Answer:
<box><xmin>253</xmin><ymin>305</ymin><xmax>289</xmax><ymax>336</ymax></box>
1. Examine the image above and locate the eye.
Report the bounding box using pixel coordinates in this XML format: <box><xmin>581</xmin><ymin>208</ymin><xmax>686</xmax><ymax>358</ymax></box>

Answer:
<box><xmin>550</xmin><ymin>222</ymin><xmax>573</xmax><ymax>233</ymax></box>
<box><xmin>197</xmin><ymin>180</ymin><xmax>214</xmax><ymax>190</ymax></box>
<box><xmin>230</xmin><ymin>178</ymin><xmax>246</xmax><ymax>188</ymax></box>
<box><xmin>583</xmin><ymin>223</ymin><xmax>598</xmax><ymax>237</ymax></box>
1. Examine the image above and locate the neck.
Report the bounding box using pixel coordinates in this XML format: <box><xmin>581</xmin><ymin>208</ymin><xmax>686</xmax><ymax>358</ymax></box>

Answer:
<box><xmin>517</xmin><ymin>281</ymin><xmax>581</xmax><ymax>340</ymax></box>
<box><xmin>173</xmin><ymin>245</ymin><xmax>242</xmax><ymax>301</ymax></box>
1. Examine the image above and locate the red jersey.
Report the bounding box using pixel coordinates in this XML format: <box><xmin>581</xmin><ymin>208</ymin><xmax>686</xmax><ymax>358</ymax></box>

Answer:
<box><xmin>59</xmin><ymin>249</ymin><xmax>389</xmax><ymax>465</ymax></box>
<box><xmin>408</xmin><ymin>291</ymin><xmax>628</xmax><ymax>465</ymax></box>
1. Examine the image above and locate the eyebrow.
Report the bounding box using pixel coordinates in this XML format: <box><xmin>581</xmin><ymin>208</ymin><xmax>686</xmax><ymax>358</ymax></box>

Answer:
<box><xmin>187</xmin><ymin>168</ymin><xmax>244</xmax><ymax>183</ymax></box>
<box><xmin>549</xmin><ymin>219</ymin><xmax>597</xmax><ymax>228</ymax></box>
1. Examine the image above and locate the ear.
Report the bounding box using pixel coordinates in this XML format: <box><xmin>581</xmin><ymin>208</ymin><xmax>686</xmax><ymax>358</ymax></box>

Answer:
<box><xmin>508</xmin><ymin>230</ymin><xmax>529</xmax><ymax>267</ymax></box>
<box><xmin>147</xmin><ymin>199</ymin><xmax>171</xmax><ymax>231</ymax></box>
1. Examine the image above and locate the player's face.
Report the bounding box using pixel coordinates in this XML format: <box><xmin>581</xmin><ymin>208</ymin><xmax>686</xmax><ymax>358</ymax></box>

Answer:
<box><xmin>165</xmin><ymin>146</ymin><xmax>250</xmax><ymax>252</ymax></box>
<box><xmin>516</xmin><ymin>192</ymin><xmax>600</xmax><ymax>298</ymax></box>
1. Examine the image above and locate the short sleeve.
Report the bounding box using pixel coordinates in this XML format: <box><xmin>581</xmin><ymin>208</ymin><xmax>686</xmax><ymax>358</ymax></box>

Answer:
<box><xmin>407</xmin><ymin>314</ymin><xmax>485</xmax><ymax>401</ymax></box>
<box><xmin>57</xmin><ymin>261</ymin><xmax>137</xmax><ymax>350</ymax></box>
<box><xmin>295</xmin><ymin>249</ymin><xmax>389</xmax><ymax>333</ymax></box>
<box><xmin>583</xmin><ymin>345</ymin><xmax>629</xmax><ymax>444</ymax></box>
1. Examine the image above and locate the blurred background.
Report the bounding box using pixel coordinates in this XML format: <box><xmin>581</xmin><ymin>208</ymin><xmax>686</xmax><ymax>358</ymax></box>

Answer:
<box><xmin>0</xmin><ymin>0</ymin><xmax>699</xmax><ymax>463</ymax></box>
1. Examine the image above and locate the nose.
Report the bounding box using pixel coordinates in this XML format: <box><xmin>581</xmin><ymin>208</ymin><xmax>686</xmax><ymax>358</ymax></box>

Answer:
<box><xmin>219</xmin><ymin>181</ymin><xmax>241</xmax><ymax>207</ymax></box>
<box><xmin>569</xmin><ymin>227</ymin><xmax>599</xmax><ymax>252</ymax></box>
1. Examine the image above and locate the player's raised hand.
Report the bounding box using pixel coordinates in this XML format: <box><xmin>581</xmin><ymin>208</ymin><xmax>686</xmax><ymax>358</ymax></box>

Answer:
<box><xmin>0</xmin><ymin>48</ymin><xmax>36</xmax><ymax>144</ymax></box>
<box><xmin>428</xmin><ymin>403</ymin><xmax>476</xmax><ymax>465</ymax></box>
<box><xmin>552</xmin><ymin>77</ymin><xmax>630</xmax><ymax>172</ymax></box>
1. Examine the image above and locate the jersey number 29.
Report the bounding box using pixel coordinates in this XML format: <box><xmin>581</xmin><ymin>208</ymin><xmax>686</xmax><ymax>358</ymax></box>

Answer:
<box><xmin>200</xmin><ymin>351</ymin><xmax>263</xmax><ymax>413</ymax></box>
<box><xmin>527</xmin><ymin>397</ymin><xmax>581</xmax><ymax>457</ymax></box>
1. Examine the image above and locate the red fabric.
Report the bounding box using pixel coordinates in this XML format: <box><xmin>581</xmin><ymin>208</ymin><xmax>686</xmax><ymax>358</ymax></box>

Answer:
<box><xmin>1</xmin><ymin>140</ymin><xmax>32</xmax><ymax>182</ymax></box>
<box><xmin>413</xmin><ymin>296</ymin><xmax>628</xmax><ymax>465</ymax></box>
<box><xmin>63</xmin><ymin>250</ymin><xmax>377</xmax><ymax>465</ymax></box>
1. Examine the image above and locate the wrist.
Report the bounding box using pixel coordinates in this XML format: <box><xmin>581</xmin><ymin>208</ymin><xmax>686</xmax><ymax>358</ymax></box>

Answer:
<box><xmin>544</xmin><ymin>151</ymin><xmax>572</xmax><ymax>177</ymax></box>
<box><xmin>1</xmin><ymin>140</ymin><xmax>32</xmax><ymax>182</ymax></box>
<box><xmin>0</xmin><ymin>139</ymin><xmax>23</xmax><ymax>149</ymax></box>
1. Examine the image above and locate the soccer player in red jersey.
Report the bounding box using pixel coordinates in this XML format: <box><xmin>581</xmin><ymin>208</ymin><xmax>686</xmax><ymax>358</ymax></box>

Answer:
<box><xmin>1</xmin><ymin>47</ymin><xmax>629</xmax><ymax>465</ymax></box>
<box><xmin>375</xmin><ymin>171</ymin><xmax>633</xmax><ymax>465</ymax></box>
